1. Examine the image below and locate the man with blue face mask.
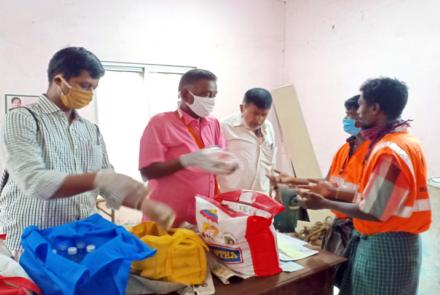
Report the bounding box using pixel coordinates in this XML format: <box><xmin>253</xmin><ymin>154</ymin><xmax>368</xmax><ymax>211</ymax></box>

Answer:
<box><xmin>298</xmin><ymin>78</ymin><xmax>430</xmax><ymax>295</ymax></box>
<box><xmin>316</xmin><ymin>95</ymin><xmax>370</xmax><ymax>255</ymax></box>
<box><xmin>271</xmin><ymin>95</ymin><xmax>369</xmax><ymax>254</ymax></box>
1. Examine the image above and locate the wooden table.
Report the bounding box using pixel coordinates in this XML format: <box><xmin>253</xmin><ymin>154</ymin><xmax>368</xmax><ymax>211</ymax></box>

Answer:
<box><xmin>213</xmin><ymin>247</ymin><xmax>346</xmax><ymax>295</ymax></box>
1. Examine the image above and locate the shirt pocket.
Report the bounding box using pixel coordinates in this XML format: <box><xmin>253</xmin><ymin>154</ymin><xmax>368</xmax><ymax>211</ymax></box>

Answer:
<box><xmin>78</xmin><ymin>142</ymin><xmax>104</xmax><ymax>172</ymax></box>
<box><xmin>260</xmin><ymin>141</ymin><xmax>274</xmax><ymax>164</ymax></box>
<box><xmin>164</xmin><ymin>140</ymin><xmax>193</xmax><ymax>160</ymax></box>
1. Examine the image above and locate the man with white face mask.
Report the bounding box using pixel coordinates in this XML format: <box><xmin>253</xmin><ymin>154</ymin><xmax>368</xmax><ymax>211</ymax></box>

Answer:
<box><xmin>218</xmin><ymin>88</ymin><xmax>276</xmax><ymax>194</ymax></box>
<box><xmin>139</xmin><ymin>69</ymin><xmax>238</xmax><ymax>226</ymax></box>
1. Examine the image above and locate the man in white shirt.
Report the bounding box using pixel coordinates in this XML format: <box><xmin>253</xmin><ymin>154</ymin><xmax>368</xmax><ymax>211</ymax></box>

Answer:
<box><xmin>219</xmin><ymin>88</ymin><xmax>276</xmax><ymax>194</ymax></box>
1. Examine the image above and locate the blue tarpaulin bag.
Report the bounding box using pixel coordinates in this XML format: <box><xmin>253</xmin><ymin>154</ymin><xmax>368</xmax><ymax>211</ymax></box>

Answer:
<box><xmin>19</xmin><ymin>214</ymin><xmax>156</xmax><ymax>295</ymax></box>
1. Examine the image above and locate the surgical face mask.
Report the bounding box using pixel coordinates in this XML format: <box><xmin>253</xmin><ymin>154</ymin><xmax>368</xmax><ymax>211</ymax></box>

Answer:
<box><xmin>58</xmin><ymin>77</ymin><xmax>94</xmax><ymax>109</ymax></box>
<box><xmin>343</xmin><ymin>118</ymin><xmax>361</xmax><ymax>136</ymax></box>
<box><xmin>187</xmin><ymin>91</ymin><xmax>215</xmax><ymax>118</ymax></box>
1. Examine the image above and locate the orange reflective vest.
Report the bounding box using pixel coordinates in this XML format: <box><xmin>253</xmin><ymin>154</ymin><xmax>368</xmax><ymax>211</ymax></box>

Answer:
<box><xmin>328</xmin><ymin>140</ymin><xmax>369</xmax><ymax>218</ymax></box>
<box><xmin>354</xmin><ymin>131</ymin><xmax>432</xmax><ymax>235</ymax></box>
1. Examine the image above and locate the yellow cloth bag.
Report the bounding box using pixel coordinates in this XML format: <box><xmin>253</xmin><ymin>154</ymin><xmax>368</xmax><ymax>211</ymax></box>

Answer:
<box><xmin>130</xmin><ymin>222</ymin><xmax>208</xmax><ymax>285</ymax></box>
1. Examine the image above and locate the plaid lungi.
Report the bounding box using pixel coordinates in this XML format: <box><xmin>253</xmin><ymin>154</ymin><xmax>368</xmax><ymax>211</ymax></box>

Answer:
<box><xmin>336</xmin><ymin>230</ymin><xmax>421</xmax><ymax>295</ymax></box>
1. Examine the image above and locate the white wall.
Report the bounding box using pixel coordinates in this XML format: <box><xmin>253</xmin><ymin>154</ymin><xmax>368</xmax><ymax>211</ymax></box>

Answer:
<box><xmin>1</xmin><ymin>2</ymin><xmax>439</xmax><ymax>291</ymax></box>
<box><xmin>0</xmin><ymin>0</ymin><xmax>285</xmax><ymax>120</ymax></box>
<box><xmin>284</xmin><ymin>0</ymin><xmax>440</xmax><ymax>177</ymax></box>
<box><xmin>1</xmin><ymin>0</ymin><xmax>439</xmax><ymax>176</ymax></box>
<box><xmin>0</xmin><ymin>0</ymin><xmax>440</xmax><ymax>175</ymax></box>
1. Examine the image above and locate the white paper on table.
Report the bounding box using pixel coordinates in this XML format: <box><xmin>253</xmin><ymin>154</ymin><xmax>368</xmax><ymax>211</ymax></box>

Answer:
<box><xmin>193</xmin><ymin>270</ymin><xmax>215</xmax><ymax>295</ymax></box>
<box><xmin>279</xmin><ymin>251</ymin><xmax>296</xmax><ymax>262</ymax></box>
<box><xmin>276</xmin><ymin>232</ymin><xmax>307</xmax><ymax>247</ymax></box>
<box><xmin>276</xmin><ymin>232</ymin><xmax>318</xmax><ymax>261</ymax></box>
<box><xmin>280</xmin><ymin>260</ymin><xmax>304</xmax><ymax>272</ymax></box>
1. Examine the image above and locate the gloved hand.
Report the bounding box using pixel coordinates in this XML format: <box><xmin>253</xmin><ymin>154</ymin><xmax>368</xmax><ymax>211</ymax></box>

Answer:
<box><xmin>179</xmin><ymin>147</ymin><xmax>239</xmax><ymax>175</ymax></box>
<box><xmin>141</xmin><ymin>199</ymin><xmax>176</xmax><ymax>230</ymax></box>
<box><xmin>94</xmin><ymin>170</ymin><xmax>148</xmax><ymax>210</ymax></box>
<box><xmin>94</xmin><ymin>170</ymin><xmax>176</xmax><ymax>229</ymax></box>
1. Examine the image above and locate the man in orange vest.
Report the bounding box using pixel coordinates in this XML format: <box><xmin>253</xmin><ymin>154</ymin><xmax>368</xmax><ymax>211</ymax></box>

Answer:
<box><xmin>269</xmin><ymin>96</ymin><xmax>369</xmax><ymax>254</ymax></box>
<box><xmin>298</xmin><ymin>77</ymin><xmax>431</xmax><ymax>295</ymax></box>
<box><xmin>320</xmin><ymin>95</ymin><xmax>369</xmax><ymax>255</ymax></box>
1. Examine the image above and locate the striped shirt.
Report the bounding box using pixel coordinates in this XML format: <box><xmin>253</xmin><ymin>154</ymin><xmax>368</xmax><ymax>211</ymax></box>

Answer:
<box><xmin>359</xmin><ymin>154</ymin><xmax>410</xmax><ymax>221</ymax></box>
<box><xmin>0</xmin><ymin>95</ymin><xmax>112</xmax><ymax>251</ymax></box>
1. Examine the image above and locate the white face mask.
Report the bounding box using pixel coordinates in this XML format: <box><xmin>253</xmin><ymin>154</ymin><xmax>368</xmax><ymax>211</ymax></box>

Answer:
<box><xmin>187</xmin><ymin>91</ymin><xmax>215</xmax><ymax>118</ymax></box>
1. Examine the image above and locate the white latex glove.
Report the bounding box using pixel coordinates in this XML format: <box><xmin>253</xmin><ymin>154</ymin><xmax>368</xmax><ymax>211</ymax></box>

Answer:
<box><xmin>141</xmin><ymin>199</ymin><xmax>176</xmax><ymax>230</ymax></box>
<box><xmin>94</xmin><ymin>170</ymin><xmax>176</xmax><ymax>229</ymax></box>
<box><xmin>179</xmin><ymin>147</ymin><xmax>239</xmax><ymax>175</ymax></box>
<box><xmin>94</xmin><ymin>170</ymin><xmax>149</xmax><ymax>210</ymax></box>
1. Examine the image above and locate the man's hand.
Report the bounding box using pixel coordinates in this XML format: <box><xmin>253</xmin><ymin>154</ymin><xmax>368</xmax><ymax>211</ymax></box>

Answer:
<box><xmin>179</xmin><ymin>147</ymin><xmax>239</xmax><ymax>175</ymax></box>
<box><xmin>297</xmin><ymin>191</ymin><xmax>329</xmax><ymax>210</ymax></box>
<box><xmin>299</xmin><ymin>191</ymin><xmax>380</xmax><ymax>221</ymax></box>
<box><xmin>266</xmin><ymin>171</ymin><xmax>309</xmax><ymax>188</ymax></box>
<box><xmin>94</xmin><ymin>170</ymin><xmax>176</xmax><ymax>229</ymax></box>
<box><xmin>141</xmin><ymin>199</ymin><xmax>176</xmax><ymax>230</ymax></box>
<box><xmin>298</xmin><ymin>179</ymin><xmax>336</xmax><ymax>198</ymax></box>
<box><xmin>94</xmin><ymin>170</ymin><xmax>149</xmax><ymax>209</ymax></box>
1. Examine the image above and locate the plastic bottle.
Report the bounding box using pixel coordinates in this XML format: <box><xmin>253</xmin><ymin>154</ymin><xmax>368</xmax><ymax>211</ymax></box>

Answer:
<box><xmin>57</xmin><ymin>242</ymin><xmax>69</xmax><ymax>257</ymax></box>
<box><xmin>76</xmin><ymin>240</ymin><xmax>86</xmax><ymax>260</ymax></box>
<box><xmin>86</xmin><ymin>244</ymin><xmax>96</xmax><ymax>254</ymax></box>
<box><xmin>67</xmin><ymin>246</ymin><xmax>80</xmax><ymax>263</ymax></box>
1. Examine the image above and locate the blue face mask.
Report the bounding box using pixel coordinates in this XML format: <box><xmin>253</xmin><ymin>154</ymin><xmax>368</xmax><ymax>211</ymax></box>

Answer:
<box><xmin>343</xmin><ymin>118</ymin><xmax>361</xmax><ymax>136</ymax></box>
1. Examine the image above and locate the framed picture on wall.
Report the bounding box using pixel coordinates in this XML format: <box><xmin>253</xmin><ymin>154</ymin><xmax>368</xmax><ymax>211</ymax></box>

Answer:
<box><xmin>4</xmin><ymin>94</ymin><xmax>40</xmax><ymax>113</ymax></box>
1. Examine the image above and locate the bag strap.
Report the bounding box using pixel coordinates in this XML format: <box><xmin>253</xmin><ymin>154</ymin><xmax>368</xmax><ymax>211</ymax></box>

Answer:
<box><xmin>0</xmin><ymin>173</ymin><xmax>9</xmax><ymax>196</ymax></box>
<box><xmin>0</xmin><ymin>107</ymin><xmax>39</xmax><ymax>194</ymax></box>
<box><xmin>174</xmin><ymin>110</ymin><xmax>220</xmax><ymax>195</ymax></box>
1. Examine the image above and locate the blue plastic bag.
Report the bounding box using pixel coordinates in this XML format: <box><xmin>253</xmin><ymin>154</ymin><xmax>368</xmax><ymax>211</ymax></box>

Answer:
<box><xmin>20</xmin><ymin>214</ymin><xmax>156</xmax><ymax>295</ymax></box>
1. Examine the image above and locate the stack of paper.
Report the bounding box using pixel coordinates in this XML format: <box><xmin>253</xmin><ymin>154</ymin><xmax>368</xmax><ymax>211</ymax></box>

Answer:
<box><xmin>280</xmin><ymin>260</ymin><xmax>304</xmax><ymax>272</ymax></box>
<box><xmin>279</xmin><ymin>251</ymin><xmax>304</xmax><ymax>272</ymax></box>
<box><xmin>276</xmin><ymin>232</ymin><xmax>318</xmax><ymax>261</ymax></box>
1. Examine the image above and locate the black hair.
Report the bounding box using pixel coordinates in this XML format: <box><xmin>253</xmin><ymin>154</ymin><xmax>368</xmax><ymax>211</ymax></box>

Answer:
<box><xmin>47</xmin><ymin>47</ymin><xmax>105</xmax><ymax>82</ymax></box>
<box><xmin>360</xmin><ymin>77</ymin><xmax>408</xmax><ymax>120</ymax></box>
<box><xmin>243</xmin><ymin>88</ymin><xmax>272</xmax><ymax>109</ymax></box>
<box><xmin>178</xmin><ymin>69</ymin><xmax>217</xmax><ymax>91</ymax></box>
<box><xmin>344</xmin><ymin>95</ymin><xmax>360</xmax><ymax>110</ymax></box>
<box><xmin>11</xmin><ymin>97</ymin><xmax>21</xmax><ymax>103</ymax></box>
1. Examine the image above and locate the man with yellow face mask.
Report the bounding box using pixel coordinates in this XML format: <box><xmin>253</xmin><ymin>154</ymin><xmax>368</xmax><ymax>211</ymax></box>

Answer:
<box><xmin>0</xmin><ymin>47</ymin><xmax>175</xmax><ymax>252</ymax></box>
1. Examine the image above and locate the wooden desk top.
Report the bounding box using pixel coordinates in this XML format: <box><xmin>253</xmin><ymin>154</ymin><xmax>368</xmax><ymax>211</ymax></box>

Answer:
<box><xmin>213</xmin><ymin>247</ymin><xmax>346</xmax><ymax>295</ymax></box>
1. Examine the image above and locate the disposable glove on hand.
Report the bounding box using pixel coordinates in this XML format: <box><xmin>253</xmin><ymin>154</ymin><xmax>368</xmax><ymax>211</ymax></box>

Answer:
<box><xmin>141</xmin><ymin>199</ymin><xmax>176</xmax><ymax>230</ymax></box>
<box><xmin>94</xmin><ymin>170</ymin><xmax>176</xmax><ymax>229</ymax></box>
<box><xmin>94</xmin><ymin>170</ymin><xmax>149</xmax><ymax>210</ymax></box>
<box><xmin>179</xmin><ymin>147</ymin><xmax>239</xmax><ymax>175</ymax></box>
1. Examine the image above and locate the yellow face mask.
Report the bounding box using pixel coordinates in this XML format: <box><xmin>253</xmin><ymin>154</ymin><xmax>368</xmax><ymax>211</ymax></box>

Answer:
<box><xmin>58</xmin><ymin>76</ymin><xmax>94</xmax><ymax>109</ymax></box>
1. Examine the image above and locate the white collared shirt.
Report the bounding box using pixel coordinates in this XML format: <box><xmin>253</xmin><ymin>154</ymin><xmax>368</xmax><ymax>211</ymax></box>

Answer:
<box><xmin>218</xmin><ymin>113</ymin><xmax>276</xmax><ymax>194</ymax></box>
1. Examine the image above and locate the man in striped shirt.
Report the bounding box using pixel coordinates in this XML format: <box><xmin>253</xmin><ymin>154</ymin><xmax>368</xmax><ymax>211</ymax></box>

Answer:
<box><xmin>298</xmin><ymin>78</ymin><xmax>431</xmax><ymax>295</ymax></box>
<box><xmin>0</xmin><ymin>47</ymin><xmax>175</xmax><ymax>251</ymax></box>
